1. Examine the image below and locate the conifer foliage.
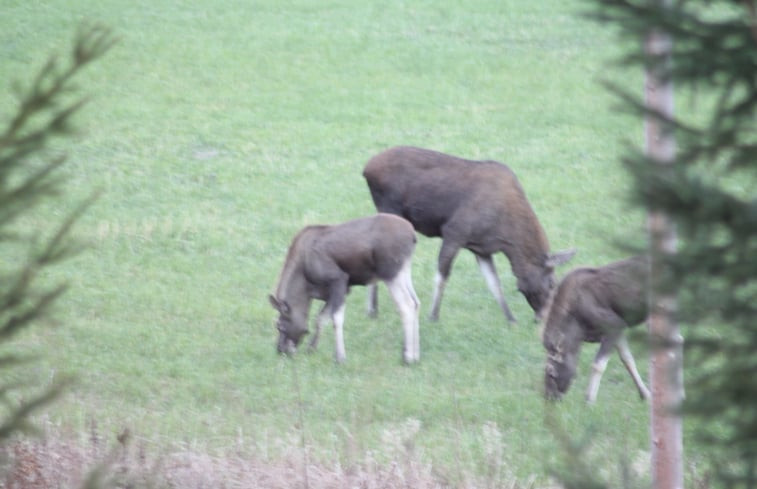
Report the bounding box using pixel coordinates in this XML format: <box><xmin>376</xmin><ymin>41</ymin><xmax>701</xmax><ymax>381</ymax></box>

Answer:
<box><xmin>588</xmin><ymin>1</ymin><xmax>757</xmax><ymax>486</ymax></box>
<box><xmin>0</xmin><ymin>25</ymin><xmax>115</xmax><ymax>442</ymax></box>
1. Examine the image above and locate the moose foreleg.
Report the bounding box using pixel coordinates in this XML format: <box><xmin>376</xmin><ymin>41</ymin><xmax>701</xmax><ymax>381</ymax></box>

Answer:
<box><xmin>308</xmin><ymin>304</ymin><xmax>331</xmax><ymax>352</ymax></box>
<box><xmin>386</xmin><ymin>260</ymin><xmax>421</xmax><ymax>364</ymax></box>
<box><xmin>323</xmin><ymin>278</ymin><xmax>349</xmax><ymax>363</ymax></box>
<box><xmin>582</xmin><ymin>308</ymin><xmax>632</xmax><ymax>403</ymax></box>
<box><xmin>430</xmin><ymin>272</ymin><xmax>447</xmax><ymax>322</ymax></box>
<box><xmin>331</xmin><ymin>302</ymin><xmax>347</xmax><ymax>363</ymax></box>
<box><xmin>430</xmin><ymin>240</ymin><xmax>461</xmax><ymax>321</ymax></box>
<box><xmin>366</xmin><ymin>283</ymin><xmax>378</xmax><ymax>318</ymax></box>
<box><xmin>615</xmin><ymin>336</ymin><xmax>651</xmax><ymax>401</ymax></box>
<box><xmin>586</xmin><ymin>336</ymin><xmax>617</xmax><ymax>403</ymax></box>
<box><xmin>475</xmin><ymin>254</ymin><xmax>517</xmax><ymax>324</ymax></box>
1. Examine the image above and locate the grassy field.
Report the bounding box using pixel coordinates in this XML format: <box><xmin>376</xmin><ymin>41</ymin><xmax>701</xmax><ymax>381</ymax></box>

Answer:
<box><xmin>2</xmin><ymin>0</ymin><xmax>706</xmax><ymax>486</ymax></box>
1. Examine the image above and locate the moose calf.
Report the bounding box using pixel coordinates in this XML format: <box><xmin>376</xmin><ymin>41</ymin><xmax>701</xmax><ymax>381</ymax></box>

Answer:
<box><xmin>269</xmin><ymin>214</ymin><xmax>421</xmax><ymax>364</ymax></box>
<box><xmin>542</xmin><ymin>255</ymin><xmax>651</xmax><ymax>403</ymax></box>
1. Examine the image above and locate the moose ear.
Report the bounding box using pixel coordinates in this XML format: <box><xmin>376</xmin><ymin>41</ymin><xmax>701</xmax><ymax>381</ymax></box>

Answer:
<box><xmin>545</xmin><ymin>249</ymin><xmax>576</xmax><ymax>268</ymax></box>
<box><xmin>268</xmin><ymin>295</ymin><xmax>282</xmax><ymax>311</ymax></box>
<box><xmin>269</xmin><ymin>295</ymin><xmax>291</xmax><ymax>315</ymax></box>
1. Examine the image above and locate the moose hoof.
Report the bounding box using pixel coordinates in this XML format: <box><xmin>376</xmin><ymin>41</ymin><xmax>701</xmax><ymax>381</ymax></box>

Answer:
<box><xmin>403</xmin><ymin>350</ymin><xmax>420</xmax><ymax>363</ymax></box>
<box><xmin>544</xmin><ymin>392</ymin><xmax>562</xmax><ymax>403</ymax></box>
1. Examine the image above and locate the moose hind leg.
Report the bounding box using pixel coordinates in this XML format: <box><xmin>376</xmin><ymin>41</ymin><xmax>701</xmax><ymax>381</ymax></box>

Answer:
<box><xmin>475</xmin><ymin>254</ymin><xmax>517</xmax><ymax>324</ymax></box>
<box><xmin>616</xmin><ymin>335</ymin><xmax>651</xmax><ymax>401</ymax></box>
<box><xmin>386</xmin><ymin>260</ymin><xmax>421</xmax><ymax>364</ymax></box>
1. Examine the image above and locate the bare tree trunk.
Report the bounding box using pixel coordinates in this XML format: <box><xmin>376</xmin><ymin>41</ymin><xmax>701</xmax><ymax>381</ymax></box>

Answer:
<box><xmin>645</xmin><ymin>8</ymin><xmax>684</xmax><ymax>489</ymax></box>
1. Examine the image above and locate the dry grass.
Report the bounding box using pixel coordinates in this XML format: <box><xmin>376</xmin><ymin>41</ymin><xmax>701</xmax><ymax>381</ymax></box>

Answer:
<box><xmin>1</xmin><ymin>421</ymin><xmax>546</xmax><ymax>489</ymax></box>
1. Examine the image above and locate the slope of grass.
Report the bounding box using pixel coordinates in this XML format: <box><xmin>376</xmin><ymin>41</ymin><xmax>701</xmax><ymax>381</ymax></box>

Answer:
<box><xmin>1</xmin><ymin>0</ymin><xmax>704</xmax><ymax>485</ymax></box>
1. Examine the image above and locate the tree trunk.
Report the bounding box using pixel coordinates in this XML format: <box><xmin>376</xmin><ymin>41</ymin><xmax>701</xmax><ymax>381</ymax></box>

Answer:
<box><xmin>644</xmin><ymin>9</ymin><xmax>684</xmax><ymax>489</ymax></box>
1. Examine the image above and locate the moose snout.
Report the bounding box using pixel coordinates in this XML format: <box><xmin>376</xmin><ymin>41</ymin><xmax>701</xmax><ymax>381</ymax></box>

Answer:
<box><xmin>276</xmin><ymin>327</ymin><xmax>310</xmax><ymax>356</ymax></box>
<box><xmin>544</xmin><ymin>377</ymin><xmax>564</xmax><ymax>402</ymax></box>
<box><xmin>544</xmin><ymin>370</ymin><xmax>562</xmax><ymax>401</ymax></box>
<box><xmin>534</xmin><ymin>308</ymin><xmax>546</xmax><ymax>323</ymax></box>
<box><xmin>544</xmin><ymin>362</ymin><xmax>570</xmax><ymax>401</ymax></box>
<box><xmin>276</xmin><ymin>334</ymin><xmax>298</xmax><ymax>356</ymax></box>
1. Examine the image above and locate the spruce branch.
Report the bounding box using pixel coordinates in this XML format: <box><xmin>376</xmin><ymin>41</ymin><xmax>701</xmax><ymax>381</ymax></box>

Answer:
<box><xmin>0</xmin><ymin>24</ymin><xmax>116</xmax><ymax>445</ymax></box>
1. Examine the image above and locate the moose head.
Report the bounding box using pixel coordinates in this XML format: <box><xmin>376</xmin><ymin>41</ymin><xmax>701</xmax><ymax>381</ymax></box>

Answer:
<box><xmin>269</xmin><ymin>295</ymin><xmax>309</xmax><ymax>355</ymax></box>
<box><xmin>519</xmin><ymin>250</ymin><xmax>576</xmax><ymax>321</ymax></box>
<box><xmin>542</xmin><ymin>326</ymin><xmax>581</xmax><ymax>400</ymax></box>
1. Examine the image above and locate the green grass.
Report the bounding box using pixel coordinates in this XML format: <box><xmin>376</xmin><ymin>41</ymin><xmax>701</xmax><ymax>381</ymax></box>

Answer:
<box><xmin>2</xmin><ymin>0</ymin><xmax>705</xmax><ymax>485</ymax></box>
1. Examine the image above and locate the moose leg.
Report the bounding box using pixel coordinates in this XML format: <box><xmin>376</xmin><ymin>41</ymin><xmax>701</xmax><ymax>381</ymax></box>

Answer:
<box><xmin>366</xmin><ymin>283</ymin><xmax>378</xmax><ymax>318</ymax></box>
<box><xmin>615</xmin><ymin>335</ymin><xmax>651</xmax><ymax>401</ymax></box>
<box><xmin>475</xmin><ymin>254</ymin><xmax>517</xmax><ymax>324</ymax></box>
<box><xmin>586</xmin><ymin>335</ymin><xmax>618</xmax><ymax>403</ymax></box>
<box><xmin>385</xmin><ymin>259</ymin><xmax>421</xmax><ymax>364</ymax></box>
<box><xmin>308</xmin><ymin>304</ymin><xmax>330</xmax><ymax>352</ymax></box>
<box><xmin>430</xmin><ymin>273</ymin><xmax>447</xmax><ymax>321</ymax></box>
<box><xmin>326</xmin><ymin>279</ymin><xmax>349</xmax><ymax>363</ymax></box>
<box><xmin>581</xmin><ymin>307</ymin><xmax>632</xmax><ymax>402</ymax></box>
<box><xmin>331</xmin><ymin>302</ymin><xmax>347</xmax><ymax>363</ymax></box>
<box><xmin>430</xmin><ymin>239</ymin><xmax>461</xmax><ymax>321</ymax></box>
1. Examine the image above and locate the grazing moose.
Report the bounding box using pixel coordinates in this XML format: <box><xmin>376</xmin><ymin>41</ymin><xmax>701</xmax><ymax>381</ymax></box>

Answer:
<box><xmin>542</xmin><ymin>255</ymin><xmax>651</xmax><ymax>403</ymax></box>
<box><xmin>363</xmin><ymin>146</ymin><xmax>574</xmax><ymax>324</ymax></box>
<box><xmin>269</xmin><ymin>213</ymin><xmax>421</xmax><ymax>364</ymax></box>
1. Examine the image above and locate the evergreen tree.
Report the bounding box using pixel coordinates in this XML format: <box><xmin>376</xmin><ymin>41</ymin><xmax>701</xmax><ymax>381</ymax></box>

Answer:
<box><xmin>0</xmin><ymin>25</ymin><xmax>115</xmax><ymax>443</ymax></box>
<box><xmin>586</xmin><ymin>1</ymin><xmax>757</xmax><ymax>487</ymax></box>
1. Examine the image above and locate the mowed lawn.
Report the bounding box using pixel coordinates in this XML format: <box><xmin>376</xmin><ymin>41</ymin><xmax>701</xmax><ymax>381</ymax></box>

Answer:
<box><xmin>2</xmin><ymin>0</ymin><xmax>705</xmax><ymax>485</ymax></box>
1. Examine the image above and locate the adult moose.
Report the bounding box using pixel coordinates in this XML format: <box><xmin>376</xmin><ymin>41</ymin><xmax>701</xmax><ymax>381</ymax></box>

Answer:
<box><xmin>542</xmin><ymin>255</ymin><xmax>651</xmax><ymax>403</ymax></box>
<box><xmin>363</xmin><ymin>146</ymin><xmax>574</xmax><ymax>323</ymax></box>
<box><xmin>269</xmin><ymin>213</ymin><xmax>421</xmax><ymax>364</ymax></box>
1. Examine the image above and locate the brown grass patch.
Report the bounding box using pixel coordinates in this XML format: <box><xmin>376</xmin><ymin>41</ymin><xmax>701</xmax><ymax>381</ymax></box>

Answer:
<box><xmin>1</xmin><ymin>421</ymin><xmax>543</xmax><ymax>489</ymax></box>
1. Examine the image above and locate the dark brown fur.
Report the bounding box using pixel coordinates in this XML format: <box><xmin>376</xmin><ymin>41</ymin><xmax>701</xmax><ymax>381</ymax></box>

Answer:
<box><xmin>269</xmin><ymin>213</ymin><xmax>420</xmax><ymax>363</ymax></box>
<box><xmin>542</xmin><ymin>255</ymin><xmax>650</xmax><ymax>402</ymax></box>
<box><xmin>363</xmin><ymin>146</ymin><xmax>574</xmax><ymax>322</ymax></box>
